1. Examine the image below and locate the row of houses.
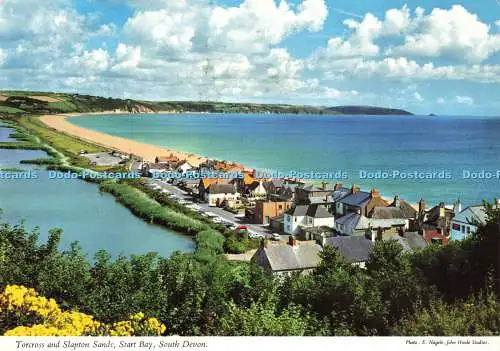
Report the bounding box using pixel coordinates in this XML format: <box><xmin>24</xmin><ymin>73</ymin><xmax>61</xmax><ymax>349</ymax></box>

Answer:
<box><xmin>143</xmin><ymin>156</ymin><xmax>494</xmax><ymax>275</ymax></box>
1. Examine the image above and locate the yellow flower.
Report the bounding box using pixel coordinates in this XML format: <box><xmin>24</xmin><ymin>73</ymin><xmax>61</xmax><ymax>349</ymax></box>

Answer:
<box><xmin>1</xmin><ymin>285</ymin><xmax>166</xmax><ymax>337</ymax></box>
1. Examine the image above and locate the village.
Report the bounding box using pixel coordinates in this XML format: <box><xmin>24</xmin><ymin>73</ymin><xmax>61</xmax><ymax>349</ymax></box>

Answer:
<box><xmin>130</xmin><ymin>152</ymin><xmax>493</xmax><ymax>276</ymax></box>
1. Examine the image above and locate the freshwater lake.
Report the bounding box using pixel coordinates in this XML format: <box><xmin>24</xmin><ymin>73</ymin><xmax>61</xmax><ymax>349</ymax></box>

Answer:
<box><xmin>0</xmin><ymin>129</ymin><xmax>194</xmax><ymax>259</ymax></box>
<box><xmin>71</xmin><ymin>113</ymin><xmax>500</xmax><ymax>206</ymax></box>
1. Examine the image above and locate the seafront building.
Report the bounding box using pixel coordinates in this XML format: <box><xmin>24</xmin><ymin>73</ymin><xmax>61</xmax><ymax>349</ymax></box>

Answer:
<box><xmin>143</xmin><ymin>153</ymin><xmax>493</xmax><ymax>265</ymax></box>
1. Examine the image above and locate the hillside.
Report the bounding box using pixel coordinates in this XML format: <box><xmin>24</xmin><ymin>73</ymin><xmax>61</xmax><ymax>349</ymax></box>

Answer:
<box><xmin>326</xmin><ymin>106</ymin><xmax>413</xmax><ymax>115</ymax></box>
<box><xmin>0</xmin><ymin>91</ymin><xmax>413</xmax><ymax>116</ymax></box>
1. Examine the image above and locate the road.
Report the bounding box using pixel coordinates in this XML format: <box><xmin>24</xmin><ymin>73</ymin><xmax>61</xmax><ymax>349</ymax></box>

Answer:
<box><xmin>146</xmin><ymin>178</ymin><xmax>275</xmax><ymax>238</ymax></box>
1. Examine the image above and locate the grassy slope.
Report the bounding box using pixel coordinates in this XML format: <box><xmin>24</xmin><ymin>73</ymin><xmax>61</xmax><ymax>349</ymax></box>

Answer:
<box><xmin>0</xmin><ymin>91</ymin><xmax>413</xmax><ymax>115</ymax></box>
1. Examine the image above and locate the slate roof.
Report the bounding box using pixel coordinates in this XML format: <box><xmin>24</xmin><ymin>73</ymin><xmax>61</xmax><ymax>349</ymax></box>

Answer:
<box><xmin>366</xmin><ymin>196</ymin><xmax>389</xmax><ymax>214</ymax></box>
<box><xmin>331</xmin><ymin>187</ymin><xmax>351</xmax><ymax>202</ymax></box>
<box><xmin>371</xmin><ymin>206</ymin><xmax>406</xmax><ymax>219</ymax></box>
<box><xmin>338</xmin><ymin>191</ymin><xmax>371</xmax><ymax>207</ymax></box>
<box><xmin>335</xmin><ymin>213</ymin><xmax>364</xmax><ymax>234</ymax></box>
<box><xmin>465</xmin><ymin>205</ymin><xmax>487</xmax><ymax>225</ymax></box>
<box><xmin>324</xmin><ymin>236</ymin><xmax>374</xmax><ymax>262</ymax></box>
<box><xmin>208</xmin><ymin>184</ymin><xmax>236</xmax><ymax>194</ymax></box>
<box><xmin>308</xmin><ymin>195</ymin><xmax>335</xmax><ymax>204</ymax></box>
<box><xmin>253</xmin><ymin>242</ymin><xmax>323</xmax><ymax>271</ymax></box>
<box><xmin>403</xmin><ymin>232</ymin><xmax>429</xmax><ymax>250</ymax></box>
<box><xmin>306</xmin><ymin>204</ymin><xmax>332</xmax><ymax>219</ymax></box>
<box><xmin>389</xmin><ymin>199</ymin><xmax>418</xmax><ymax>219</ymax></box>
<box><xmin>285</xmin><ymin>205</ymin><xmax>309</xmax><ymax>216</ymax></box>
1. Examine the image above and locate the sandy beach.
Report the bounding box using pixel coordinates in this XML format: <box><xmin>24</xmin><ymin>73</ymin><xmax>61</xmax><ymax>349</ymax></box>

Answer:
<box><xmin>39</xmin><ymin>112</ymin><xmax>419</xmax><ymax>208</ymax></box>
<box><xmin>39</xmin><ymin>112</ymin><xmax>208</xmax><ymax>166</ymax></box>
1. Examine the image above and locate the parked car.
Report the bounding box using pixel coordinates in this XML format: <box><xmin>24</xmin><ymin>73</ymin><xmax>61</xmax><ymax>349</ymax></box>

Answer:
<box><xmin>236</xmin><ymin>225</ymin><xmax>248</xmax><ymax>231</ymax></box>
<box><xmin>271</xmin><ymin>233</ymin><xmax>281</xmax><ymax>241</ymax></box>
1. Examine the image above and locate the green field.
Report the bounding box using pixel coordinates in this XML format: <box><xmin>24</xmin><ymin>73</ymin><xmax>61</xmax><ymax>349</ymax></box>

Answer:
<box><xmin>0</xmin><ymin>105</ymin><xmax>25</xmax><ymax>114</ymax></box>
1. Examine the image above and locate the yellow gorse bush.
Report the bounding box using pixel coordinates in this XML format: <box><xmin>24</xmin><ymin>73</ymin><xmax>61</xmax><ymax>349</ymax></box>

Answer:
<box><xmin>0</xmin><ymin>285</ymin><xmax>166</xmax><ymax>336</ymax></box>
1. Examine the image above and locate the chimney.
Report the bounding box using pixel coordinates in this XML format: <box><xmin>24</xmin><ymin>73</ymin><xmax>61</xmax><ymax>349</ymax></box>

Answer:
<box><xmin>371</xmin><ymin>188</ymin><xmax>380</xmax><ymax>198</ymax></box>
<box><xmin>439</xmin><ymin>202</ymin><xmax>445</xmax><ymax>218</ymax></box>
<box><xmin>418</xmin><ymin>198</ymin><xmax>426</xmax><ymax>214</ymax></box>
<box><xmin>394</xmin><ymin>195</ymin><xmax>401</xmax><ymax>208</ymax></box>
<box><xmin>351</xmin><ymin>184</ymin><xmax>360</xmax><ymax>193</ymax></box>
<box><xmin>288</xmin><ymin>235</ymin><xmax>297</xmax><ymax>247</ymax></box>
<box><xmin>334</xmin><ymin>183</ymin><xmax>343</xmax><ymax>191</ymax></box>
<box><xmin>453</xmin><ymin>198</ymin><xmax>462</xmax><ymax>214</ymax></box>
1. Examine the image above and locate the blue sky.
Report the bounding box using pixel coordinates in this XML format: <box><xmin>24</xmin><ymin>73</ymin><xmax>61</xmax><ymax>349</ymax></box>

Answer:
<box><xmin>1</xmin><ymin>0</ymin><xmax>500</xmax><ymax>115</ymax></box>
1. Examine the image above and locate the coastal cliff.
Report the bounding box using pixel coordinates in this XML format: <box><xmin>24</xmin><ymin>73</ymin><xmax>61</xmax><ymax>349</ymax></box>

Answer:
<box><xmin>0</xmin><ymin>91</ymin><xmax>413</xmax><ymax>116</ymax></box>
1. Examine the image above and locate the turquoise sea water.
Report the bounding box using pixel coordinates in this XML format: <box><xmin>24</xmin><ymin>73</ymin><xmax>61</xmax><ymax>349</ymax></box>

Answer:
<box><xmin>71</xmin><ymin>113</ymin><xmax>500</xmax><ymax>206</ymax></box>
<box><xmin>0</xmin><ymin>146</ymin><xmax>194</xmax><ymax>259</ymax></box>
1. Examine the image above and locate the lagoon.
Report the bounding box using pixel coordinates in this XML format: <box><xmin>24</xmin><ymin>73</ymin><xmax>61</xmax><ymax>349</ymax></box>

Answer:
<box><xmin>70</xmin><ymin>113</ymin><xmax>500</xmax><ymax>206</ymax></box>
<box><xmin>0</xmin><ymin>145</ymin><xmax>194</xmax><ymax>259</ymax></box>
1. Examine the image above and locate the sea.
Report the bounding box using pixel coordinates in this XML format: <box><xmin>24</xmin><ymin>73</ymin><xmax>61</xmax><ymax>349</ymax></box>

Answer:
<box><xmin>70</xmin><ymin>113</ymin><xmax>500</xmax><ymax>207</ymax></box>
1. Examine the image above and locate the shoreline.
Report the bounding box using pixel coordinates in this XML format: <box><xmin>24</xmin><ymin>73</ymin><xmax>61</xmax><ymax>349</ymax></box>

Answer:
<box><xmin>40</xmin><ymin>112</ymin><xmax>209</xmax><ymax>166</ymax></box>
<box><xmin>40</xmin><ymin>112</ymin><xmax>423</xmax><ymax>208</ymax></box>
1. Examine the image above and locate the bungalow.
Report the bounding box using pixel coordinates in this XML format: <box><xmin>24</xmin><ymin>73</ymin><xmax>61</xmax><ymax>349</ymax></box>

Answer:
<box><xmin>323</xmin><ymin>236</ymin><xmax>374</xmax><ymax>268</ymax></box>
<box><xmin>251</xmin><ymin>236</ymin><xmax>323</xmax><ymax>276</ymax></box>
<box><xmin>450</xmin><ymin>205</ymin><xmax>487</xmax><ymax>241</ymax></box>
<box><xmin>205</xmin><ymin>183</ymin><xmax>239</xmax><ymax>207</ymax></box>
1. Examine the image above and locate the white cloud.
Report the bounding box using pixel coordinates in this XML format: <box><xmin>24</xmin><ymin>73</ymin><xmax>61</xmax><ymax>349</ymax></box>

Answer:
<box><xmin>208</xmin><ymin>0</ymin><xmax>327</xmax><ymax>53</ymax></box>
<box><xmin>456</xmin><ymin>95</ymin><xmax>474</xmax><ymax>105</ymax></box>
<box><xmin>413</xmin><ymin>92</ymin><xmax>424</xmax><ymax>102</ymax></box>
<box><xmin>0</xmin><ymin>49</ymin><xmax>5</xmax><ymax>67</ymax></box>
<box><xmin>437</xmin><ymin>97</ymin><xmax>445</xmax><ymax>104</ymax></box>
<box><xmin>388</xmin><ymin>5</ymin><xmax>500</xmax><ymax>63</ymax></box>
<box><xmin>111</xmin><ymin>44</ymin><xmax>142</xmax><ymax>73</ymax></box>
<box><xmin>314</xmin><ymin>56</ymin><xmax>500</xmax><ymax>84</ymax></box>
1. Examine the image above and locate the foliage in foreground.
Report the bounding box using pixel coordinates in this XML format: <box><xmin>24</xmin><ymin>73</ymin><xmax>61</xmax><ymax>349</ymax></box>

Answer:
<box><xmin>0</xmin><ymin>285</ymin><xmax>165</xmax><ymax>336</ymax></box>
<box><xmin>0</xmin><ymin>201</ymin><xmax>498</xmax><ymax>336</ymax></box>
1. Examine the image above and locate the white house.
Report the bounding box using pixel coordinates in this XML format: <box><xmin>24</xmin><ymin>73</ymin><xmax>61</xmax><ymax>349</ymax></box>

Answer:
<box><xmin>284</xmin><ymin>205</ymin><xmax>308</xmax><ymax>235</ymax></box>
<box><xmin>247</xmin><ymin>180</ymin><xmax>267</xmax><ymax>198</ymax></box>
<box><xmin>450</xmin><ymin>205</ymin><xmax>487</xmax><ymax>241</ymax></box>
<box><xmin>176</xmin><ymin>161</ymin><xmax>194</xmax><ymax>174</ymax></box>
<box><xmin>304</xmin><ymin>204</ymin><xmax>335</xmax><ymax>228</ymax></box>
<box><xmin>285</xmin><ymin>204</ymin><xmax>334</xmax><ymax>235</ymax></box>
<box><xmin>205</xmin><ymin>184</ymin><xmax>240</xmax><ymax>207</ymax></box>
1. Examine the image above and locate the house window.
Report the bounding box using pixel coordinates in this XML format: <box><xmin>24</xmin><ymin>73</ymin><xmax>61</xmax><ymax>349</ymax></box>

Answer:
<box><xmin>278</xmin><ymin>205</ymin><xmax>283</xmax><ymax>210</ymax></box>
<box><xmin>461</xmin><ymin>225</ymin><xmax>465</xmax><ymax>233</ymax></box>
<box><xmin>294</xmin><ymin>217</ymin><xmax>297</xmax><ymax>223</ymax></box>
<box><xmin>467</xmin><ymin>227</ymin><xmax>471</xmax><ymax>234</ymax></box>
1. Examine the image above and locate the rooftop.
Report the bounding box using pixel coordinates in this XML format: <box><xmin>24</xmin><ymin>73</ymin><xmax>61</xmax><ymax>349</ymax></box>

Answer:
<box><xmin>324</xmin><ymin>236</ymin><xmax>374</xmax><ymax>262</ymax></box>
<box><xmin>253</xmin><ymin>241</ymin><xmax>323</xmax><ymax>271</ymax></box>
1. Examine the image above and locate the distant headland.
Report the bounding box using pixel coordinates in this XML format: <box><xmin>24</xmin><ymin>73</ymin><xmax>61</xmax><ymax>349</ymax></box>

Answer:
<box><xmin>0</xmin><ymin>91</ymin><xmax>413</xmax><ymax>116</ymax></box>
